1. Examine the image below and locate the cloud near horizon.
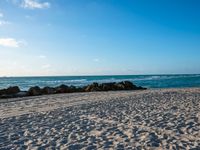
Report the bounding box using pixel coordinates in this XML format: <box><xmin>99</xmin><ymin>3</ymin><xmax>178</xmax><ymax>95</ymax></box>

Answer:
<box><xmin>0</xmin><ymin>38</ymin><xmax>26</xmax><ymax>48</ymax></box>
<box><xmin>42</xmin><ymin>64</ymin><xmax>51</xmax><ymax>69</ymax></box>
<box><xmin>21</xmin><ymin>0</ymin><xmax>50</xmax><ymax>9</ymax></box>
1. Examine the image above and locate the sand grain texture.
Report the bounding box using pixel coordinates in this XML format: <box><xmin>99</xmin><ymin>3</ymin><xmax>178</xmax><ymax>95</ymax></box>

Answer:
<box><xmin>0</xmin><ymin>88</ymin><xmax>200</xmax><ymax>149</ymax></box>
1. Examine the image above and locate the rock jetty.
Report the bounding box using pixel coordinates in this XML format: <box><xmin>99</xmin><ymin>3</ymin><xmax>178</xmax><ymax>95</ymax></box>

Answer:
<box><xmin>0</xmin><ymin>81</ymin><xmax>146</xmax><ymax>99</ymax></box>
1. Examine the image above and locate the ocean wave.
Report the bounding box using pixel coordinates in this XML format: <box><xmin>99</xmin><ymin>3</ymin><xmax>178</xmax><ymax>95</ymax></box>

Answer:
<box><xmin>0</xmin><ymin>75</ymin><xmax>200</xmax><ymax>90</ymax></box>
<box><xmin>25</xmin><ymin>79</ymin><xmax>87</xmax><ymax>84</ymax></box>
<box><xmin>131</xmin><ymin>75</ymin><xmax>200</xmax><ymax>81</ymax></box>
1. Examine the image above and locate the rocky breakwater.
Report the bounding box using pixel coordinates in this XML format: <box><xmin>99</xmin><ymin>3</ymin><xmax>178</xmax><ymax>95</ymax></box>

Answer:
<box><xmin>0</xmin><ymin>81</ymin><xmax>146</xmax><ymax>99</ymax></box>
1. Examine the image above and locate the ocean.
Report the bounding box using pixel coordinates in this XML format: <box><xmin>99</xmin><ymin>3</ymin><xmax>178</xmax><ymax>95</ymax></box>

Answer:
<box><xmin>0</xmin><ymin>74</ymin><xmax>200</xmax><ymax>90</ymax></box>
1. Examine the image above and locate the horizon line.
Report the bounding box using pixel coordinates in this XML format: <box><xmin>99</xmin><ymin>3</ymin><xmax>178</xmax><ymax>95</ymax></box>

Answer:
<box><xmin>0</xmin><ymin>73</ymin><xmax>200</xmax><ymax>78</ymax></box>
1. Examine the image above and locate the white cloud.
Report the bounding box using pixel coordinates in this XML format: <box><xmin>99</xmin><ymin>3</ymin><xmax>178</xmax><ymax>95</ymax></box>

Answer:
<box><xmin>0</xmin><ymin>13</ymin><xmax>3</xmax><ymax>18</ymax></box>
<box><xmin>0</xmin><ymin>20</ymin><xmax>10</xmax><ymax>26</ymax></box>
<box><xmin>21</xmin><ymin>0</ymin><xmax>50</xmax><ymax>9</ymax></box>
<box><xmin>0</xmin><ymin>12</ymin><xmax>11</xmax><ymax>26</ymax></box>
<box><xmin>38</xmin><ymin>55</ymin><xmax>46</xmax><ymax>59</ymax></box>
<box><xmin>0</xmin><ymin>38</ymin><xmax>26</xmax><ymax>48</ymax></box>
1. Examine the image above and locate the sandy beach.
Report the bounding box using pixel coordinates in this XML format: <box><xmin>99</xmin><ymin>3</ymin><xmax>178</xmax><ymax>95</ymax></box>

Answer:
<box><xmin>0</xmin><ymin>88</ymin><xmax>200</xmax><ymax>149</ymax></box>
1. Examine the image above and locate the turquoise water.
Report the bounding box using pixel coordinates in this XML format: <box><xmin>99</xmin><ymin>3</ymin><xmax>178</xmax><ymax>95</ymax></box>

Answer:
<box><xmin>0</xmin><ymin>74</ymin><xmax>200</xmax><ymax>90</ymax></box>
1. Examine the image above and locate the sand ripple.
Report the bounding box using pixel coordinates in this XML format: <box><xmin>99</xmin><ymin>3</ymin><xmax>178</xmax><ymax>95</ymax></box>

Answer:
<box><xmin>0</xmin><ymin>88</ymin><xmax>200</xmax><ymax>149</ymax></box>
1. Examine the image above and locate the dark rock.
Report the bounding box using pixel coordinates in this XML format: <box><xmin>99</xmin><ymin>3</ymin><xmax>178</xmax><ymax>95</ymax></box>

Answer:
<box><xmin>42</xmin><ymin>87</ymin><xmax>56</xmax><ymax>95</ymax></box>
<box><xmin>0</xmin><ymin>94</ymin><xmax>14</xmax><ymax>99</ymax></box>
<box><xmin>84</xmin><ymin>81</ymin><xmax>146</xmax><ymax>92</ymax></box>
<box><xmin>0</xmin><ymin>80</ymin><xmax>146</xmax><ymax>98</ymax></box>
<box><xmin>6</xmin><ymin>86</ymin><xmax>20</xmax><ymax>94</ymax></box>
<box><xmin>69</xmin><ymin>85</ymin><xmax>77</xmax><ymax>92</ymax></box>
<box><xmin>55</xmin><ymin>84</ymin><xmax>70</xmax><ymax>93</ymax></box>
<box><xmin>15</xmin><ymin>91</ymin><xmax>28</xmax><ymax>97</ymax></box>
<box><xmin>114</xmin><ymin>83</ymin><xmax>125</xmax><ymax>90</ymax></box>
<box><xmin>0</xmin><ymin>86</ymin><xmax>20</xmax><ymax>95</ymax></box>
<box><xmin>119</xmin><ymin>81</ymin><xmax>137</xmax><ymax>90</ymax></box>
<box><xmin>28</xmin><ymin>86</ymin><xmax>42</xmax><ymax>96</ymax></box>
<box><xmin>69</xmin><ymin>85</ymin><xmax>84</xmax><ymax>92</ymax></box>
<box><xmin>75</xmin><ymin>87</ymin><xmax>85</xmax><ymax>92</ymax></box>
<box><xmin>100</xmin><ymin>82</ymin><xmax>116</xmax><ymax>91</ymax></box>
<box><xmin>120</xmin><ymin>81</ymin><xmax>146</xmax><ymax>90</ymax></box>
<box><xmin>0</xmin><ymin>89</ymin><xmax>6</xmax><ymax>95</ymax></box>
<box><xmin>84</xmin><ymin>82</ymin><xmax>101</xmax><ymax>92</ymax></box>
<box><xmin>137</xmin><ymin>86</ymin><xmax>147</xmax><ymax>90</ymax></box>
<box><xmin>0</xmin><ymin>86</ymin><xmax>20</xmax><ymax>98</ymax></box>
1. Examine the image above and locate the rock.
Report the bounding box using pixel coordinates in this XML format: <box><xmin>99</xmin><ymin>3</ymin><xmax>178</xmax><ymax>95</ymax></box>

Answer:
<box><xmin>84</xmin><ymin>81</ymin><xmax>146</xmax><ymax>92</ymax></box>
<box><xmin>114</xmin><ymin>83</ymin><xmax>125</xmax><ymax>90</ymax></box>
<box><xmin>15</xmin><ymin>91</ymin><xmax>28</xmax><ymax>97</ymax></box>
<box><xmin>42</xmin><ymin>87</ymin><xmax>56</xmax><ymax>95</ymax></box>
<box><xmin>0</xmin><ymin>86</ymin><xmax>20</xmax><ymax>98</ymax></box>
<box><xmin>6</xmin><ymin>86</ymin><xmax>20</xmax><ymax>94</ymax></box>
<box><xmin>28</xmin><ymin>86</ymin><xmax>42</xmax><ymax>96</ymax></box>
<box><xmin>137</xmin><ymin>86</ymin><xmax>147</xmax><ymax>90</ymax></box>
<box><xmin>84</xmin><ymin>83</ymin><xmax>101</xmax><ymax>92</ymax></box>
<box><xmin>68</xmin><ymin>86</ymin><xmax>84</xmax><ymax>93</ymax></box>
<box><xmin>0</xmin><ymin>94</ymin><xmax>14</xmax><ymax>99</ymax></box>
<box><xmin>0</xmin><ymin>89</ymin><xmax>6</xmax><ymax>95</ymax></box>
<box><xmin>0</xmin><ymin>80</ymin><xmax>146</xmax><ymax>98</ymax></box>
<box><xmin>119</xmin><ymin>81</ymin><xmax>146</xmax><ymax>90</ymax></box>
<box><xmin>0</xmin><ymin>86</ymin><xmax>20</xmax><ymax>95</ymax></box>
<box><xmin>55</xmin><ymin>84</ymin><xmax>70</xmax><ymax>93</ymax></box>
<box><xmin>69</xmin><ymin>86</ymin><xmax>77</xmax><ymax>92</ymax></box>
<box><xmin>75</xmin><ymin>87</ymin><xmax>84</xmax><ymax>92</ymax></box>
<box><xmin>119</xmin><ymin>81</ymin><xmax>137</xmax><ymax>90</ymax></box>
<box><xmin>100</xmin><ymin>82</ymin><xmax>116</xmax><ymax>91</ymax></box>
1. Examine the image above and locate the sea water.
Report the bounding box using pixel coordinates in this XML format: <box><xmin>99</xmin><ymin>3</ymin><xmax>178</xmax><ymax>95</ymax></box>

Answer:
<box><xmin>0</xmin><ymin>74</ymin><xmax>200</xmax><ymax>90</ymax></box>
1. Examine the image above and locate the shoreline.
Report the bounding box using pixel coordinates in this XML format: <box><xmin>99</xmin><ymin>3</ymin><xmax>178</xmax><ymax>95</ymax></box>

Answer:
<box><xmin>0</xmin><ymin>87</ymin><xmax>199</xmax><ymax>104</ymax></box>
<box><xmin>0</xmin><ymin>88</ymin><xmax>200</xmax><ymax>118</ymax></box>
<box><xmin>1</xmin><ymin>88</ymin><xmax>200</xmax><ymax>149</ymax></box>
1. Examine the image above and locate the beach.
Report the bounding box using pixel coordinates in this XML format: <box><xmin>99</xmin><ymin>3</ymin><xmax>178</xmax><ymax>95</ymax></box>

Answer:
<box><xmin>1</xmin><ymin>88</ymin><xmax>200</xmax><ymax>149</ymax></box>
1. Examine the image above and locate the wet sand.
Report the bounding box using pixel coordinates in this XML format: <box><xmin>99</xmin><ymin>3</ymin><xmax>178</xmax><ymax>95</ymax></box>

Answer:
<box><xmin>0</xmin><ymin>88</ymin><xmax>200</xmax><ymax>149</ymax></box>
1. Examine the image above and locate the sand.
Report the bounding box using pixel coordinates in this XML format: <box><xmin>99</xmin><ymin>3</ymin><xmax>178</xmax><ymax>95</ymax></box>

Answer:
<box><xmin>0</xmin><ymin>88</ymin><xmax>200</xmax><ymax>149</ymax></box>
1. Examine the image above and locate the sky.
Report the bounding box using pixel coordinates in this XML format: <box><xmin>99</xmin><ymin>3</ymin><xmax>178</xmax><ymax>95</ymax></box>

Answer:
<box><xmin>0</xmin><ymin>0</ymin><xmax>200</xmax><ymax>76</ymax></box>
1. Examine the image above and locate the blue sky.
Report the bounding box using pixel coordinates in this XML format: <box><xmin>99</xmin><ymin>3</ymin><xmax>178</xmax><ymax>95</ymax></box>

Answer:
<box><xmin>0</xmin><ymin>0</ymin><xmax>199</xmax><ymax>76</ymax></box>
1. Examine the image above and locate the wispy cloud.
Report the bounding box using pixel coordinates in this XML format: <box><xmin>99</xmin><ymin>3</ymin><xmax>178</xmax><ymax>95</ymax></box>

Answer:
<box><xmin>42</xmin><ymin>64</ymin><xmax>51</xmax><ymax>69</ymax></box>
<box><xmin>0</xmin><ymin>13</ymin><xmax>3</xmax><ymax>18</ymax></box>
<box><xmin>21</xmin><ymin>0</ymin><xmax>50</xmax><ymax>9</ymax></box>
<box><xmin>0</xmin><ymin>38</ymin><xmax>26</xmax><ymax>48</ymax></box>
<box><xmin>0</xmin><ymin>20</ymin><xmax>10</xmax><ymax>26</ymax></box>
<box><xmin>0</xmin><ymin>12</ymin><xmax>11</xmax><ymax>26</ymax></box>
<box><xmin>38</xmin><ymin>55</ymin><xmax>46</xmax><ymax>59</ymax></box>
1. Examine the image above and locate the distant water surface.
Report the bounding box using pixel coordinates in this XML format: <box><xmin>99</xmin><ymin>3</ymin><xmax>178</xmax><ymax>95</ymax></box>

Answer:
<box><xmin>0</xmin><ymin>75</ymin><xmax>200</xmax><ymax>90</ymax></box>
